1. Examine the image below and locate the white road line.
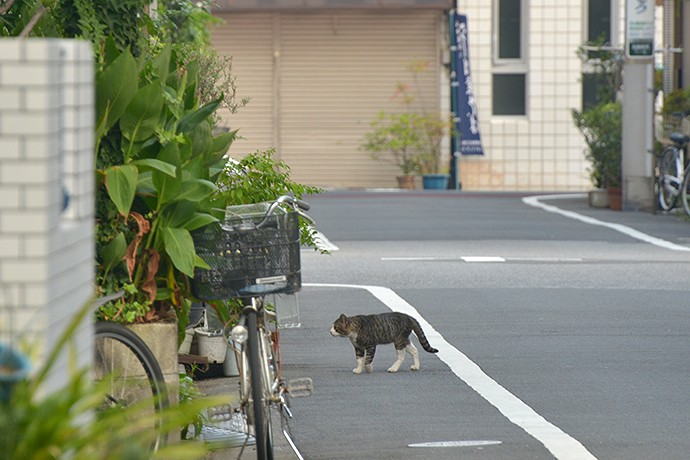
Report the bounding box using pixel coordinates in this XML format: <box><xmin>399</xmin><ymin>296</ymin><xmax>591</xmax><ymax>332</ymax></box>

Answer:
<box><xmin>306</xmin><ymin>283</ymin><xmax>597</xmax><ymax>460</ymax></box>
<box><xmin>461</xmin><ymin>256</ymin><xmax>505</xmax><ymax>262</ymax></box>
<box><xmin>523</xmin><ymin>194</ymin><xmax>690</xmax><ymax>252</ymax></box>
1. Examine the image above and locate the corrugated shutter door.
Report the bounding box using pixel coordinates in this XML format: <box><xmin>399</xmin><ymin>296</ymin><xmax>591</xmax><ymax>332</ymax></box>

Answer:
<box><xmin>211</xmin><ymin>14</ymin><xmax>274</xmax><ymax>159</ymax></box>
<box><xmin>280</xmin><ymin>10</ymin><xmax>441</xmax><ymax>188</ymax></box>
<box><xmin>211</xmin><ymin>10</ymin><xmax>441</xmax><ymax>188</ymax></box>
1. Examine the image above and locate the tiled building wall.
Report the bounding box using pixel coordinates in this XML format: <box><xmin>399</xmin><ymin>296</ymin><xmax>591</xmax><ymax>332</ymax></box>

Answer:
<box><xmin>457</xmin><ymin>0</ymin><xmax>598</xmax><ymax>191</ymax></box>
<box><xmin>0</xmin><ymin>39</ymin><xmax>94</xmax><ymax>393</ymax></box>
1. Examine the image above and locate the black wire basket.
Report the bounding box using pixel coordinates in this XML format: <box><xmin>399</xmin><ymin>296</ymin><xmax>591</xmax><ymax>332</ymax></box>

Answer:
<box><xmin>191</xmin><ymin>204</ymin><xmax>301</xmax><ymax>300</ymax></box>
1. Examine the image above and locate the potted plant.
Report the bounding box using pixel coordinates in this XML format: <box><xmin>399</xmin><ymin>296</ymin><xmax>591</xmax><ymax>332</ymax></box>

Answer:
<box><xmin>572</xmin><ymin>40</ymin><xmax>623</xmax><ymax>209</ymax></box>
<box><xmin>572</xmin><ymin>102</ymin><xmax>622</xmax><ymax>210</ymax></box>
<box><xmin>360</xmin><ymin>111</ymin><xmax>423</xmax><ymax>189</ymax></box>
<box><xmin>360</xmin><ymin>60</ymin><xmax>452</xmax><ymax>190</ymax></box>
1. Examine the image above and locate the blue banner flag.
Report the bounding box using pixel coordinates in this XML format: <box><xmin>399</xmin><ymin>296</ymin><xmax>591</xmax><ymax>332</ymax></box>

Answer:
<box><xmin>450</xmin><ymin>12</ymin><xmax>484</xmax><ymax>156</ymax></box>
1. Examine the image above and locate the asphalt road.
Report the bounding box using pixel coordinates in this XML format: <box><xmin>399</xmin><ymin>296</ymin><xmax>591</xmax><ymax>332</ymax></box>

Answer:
<box><xmin>279</xmin><ymin>191</ymin><xmax>690</xmax><ymax>460</ymax></box>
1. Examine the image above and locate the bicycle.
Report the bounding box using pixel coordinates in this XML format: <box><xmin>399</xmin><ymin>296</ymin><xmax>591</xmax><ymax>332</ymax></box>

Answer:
<box><xmin>191</xmin><ymin>195</ymin><xmax>314</xmax><ymax>460</ymax></box>
<box><xmin>92</xmin><ymin>291</ymin><xmax>169</xmax><ymax>452</ymax></box>
<box><xmin>656</xmin><ymin>113</ymin><xmax>690</xmax><ymax>212</ymax></box>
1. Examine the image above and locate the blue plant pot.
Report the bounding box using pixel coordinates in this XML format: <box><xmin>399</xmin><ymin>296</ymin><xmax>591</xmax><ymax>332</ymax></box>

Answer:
<box><xmin>0</xmin><ymin>343</ymin><xmax>30</xmax><ymax>403</ymax></box>
<box><xmin>422</xmin><ymin>174</ymin><xmax>450</xmax><ymax>190</ymax></box>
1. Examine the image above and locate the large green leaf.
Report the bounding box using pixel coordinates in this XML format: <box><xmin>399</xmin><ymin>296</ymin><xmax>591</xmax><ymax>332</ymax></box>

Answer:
<box><xmin>96</xmin><ymin>50</ymin><xmax>137</xmax><ymax>141</ymax></box>
<box><xmin>177</xmin><ymin>97</ymin><xmax>222</xmax><ymax>134</ymax></box>
<box><xmin>152</xmin><ymin>142</ymin><xmax>181</xmax><ymax>209</ymax></box>
<box><xmin>99</xmin><ymin>232</ymin><xmax>126</xmax><ymax>274</ymax></box>
<box><xmin>105</xmin><ymin>164</ymin><xmax>138</xmax><ymax>217</ymax></box>
<box><xmin>131</xmin><ymin>158</ymin><xmax>177</xmax><ymax>177</ymax></box>
<box><xmin>183</xmin><ymin>213</ymin><xmax>218</xmax><ymax>231</ymax></box>
<box><xmin>121</xmin><ymin>80</ymin><xmax>164</xmax><ymax>145</ymax></box>
<box><xmin>174</xmin><ymin>179</ymin><xmax>216</xmax><ymax>203</ymax></box>
<box><xmin>153</xmin><ymin>44</ymin><xmax>172</xmax><ymax>82</ymax></box>
<box><xmin>162</xmin><ymin>227</ymin><xmax>195</xmax><ymax>278</ymax></box>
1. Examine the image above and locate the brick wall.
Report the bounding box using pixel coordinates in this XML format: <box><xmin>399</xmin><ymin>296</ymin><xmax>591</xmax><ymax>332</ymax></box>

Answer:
<box><xmin>0</xmin><ymin>39</ymin><xmax>94</xmax><ymax>393</ymax></box>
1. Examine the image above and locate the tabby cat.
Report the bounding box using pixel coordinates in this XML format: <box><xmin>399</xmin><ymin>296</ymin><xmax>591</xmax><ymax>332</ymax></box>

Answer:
<box><xmin>330</xmin><ymin>312</ymin><xmax>438</xmax><ymax>374</ymax></box>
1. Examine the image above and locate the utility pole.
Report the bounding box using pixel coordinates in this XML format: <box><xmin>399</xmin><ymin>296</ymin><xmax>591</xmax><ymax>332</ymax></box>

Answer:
<box><xmin>621</xmin><ymin>0</ymin><xmax>655</xmax><ymax>211</ymax></box>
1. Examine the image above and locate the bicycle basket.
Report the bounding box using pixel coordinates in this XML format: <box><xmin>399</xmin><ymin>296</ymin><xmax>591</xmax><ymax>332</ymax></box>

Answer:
<box><xmin>655</xmin><ymin>113</ymin><xmax>690</xmax><ymax>144</ymax></box>
<box><xmin>191</xmin><ymin>203</ymin><xmax>301</xmax><ymax>300</ymax></box>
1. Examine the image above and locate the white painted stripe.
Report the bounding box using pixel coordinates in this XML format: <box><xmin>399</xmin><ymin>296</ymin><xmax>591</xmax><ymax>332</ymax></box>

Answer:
<box><xmin>408</xmin><ymin>440</ymin><xmax>502</xmax><ymax>448</ymax></box>
<box><xmin>523</xmin><ymin>194</ymin><xmax>690</xmax><ymax>252</ymax></box>
<box><xmin>461</xmin><ymin>256</ymin><xmax>505</xmax><ymax>262</ymax></box>
<box><xmin>381</xmin><ymin>257</ymin><xmax>446</xmax><ymax>261</ymax></box>
<box><xmin>381</xmin><ymin>256</ymin><xmax>582</xmax><ymax>262</ymax></box>
<box><xmin>306</xmin><ymin>283</ymin><xmax>598</xmax><ymax>460</ymax></box>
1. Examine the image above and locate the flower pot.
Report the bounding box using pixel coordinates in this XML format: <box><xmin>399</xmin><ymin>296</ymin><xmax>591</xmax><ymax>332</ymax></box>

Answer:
<box><xmin>588</xmin><ymin>188</ymin><xmax>610</xmax><ymax>208</ymax></box>
<box><xmin>422</xmin><ymin>174</ymin><xmax>450</xmax><ymax>190</ymax></box>
<box><xmin>607</xmin><ymin>186</ymin><xmax>622</xmax><ymax>211</ymax></box>
<box><xmin>0</xmin><ymin>344</ymin><xmax>30</xmax><ymax>403</ymax></box>
<box><xmin>396</xmin><ymin>175</ymin><xmax>415</xmax><ymax>189</ymax></box>
<box><xmin>195</xmin><ymin>328</ymin><xmax>227</xmax><ymax>364</ymax></box>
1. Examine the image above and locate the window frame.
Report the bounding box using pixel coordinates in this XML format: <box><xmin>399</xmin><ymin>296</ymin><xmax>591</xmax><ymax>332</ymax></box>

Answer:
<box><xmin>492</xmin><ymin>0</ymin><xmax>528</xmax><ymax>116</ymax></box>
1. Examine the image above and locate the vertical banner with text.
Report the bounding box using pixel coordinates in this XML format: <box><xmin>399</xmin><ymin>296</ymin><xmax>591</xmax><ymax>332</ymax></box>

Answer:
<box><xmin>450</xmin><ymin>12</ymin><xmax>484</xmax><ymax>156</ymax></box>
<box><xmin>625</xmin><ymin>0</ymin><xmax>655</xmax><ymax>59</ymax></box>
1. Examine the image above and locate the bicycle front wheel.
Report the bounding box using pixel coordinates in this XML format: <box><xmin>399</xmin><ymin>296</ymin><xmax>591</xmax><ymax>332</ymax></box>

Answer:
<box><xmin>94</xmin><ymin>322</ymin><xmax>169</xmax><ymax>452</ymax></box>
<box><xmin>246</xmin><ymin>309</ymin><xmax>274</xmax><ymax>460</ymax></box>
<box><xmin>658</xmin><ymin>146</ymin><xmax>681</xmax><ymax>211</ymax></box>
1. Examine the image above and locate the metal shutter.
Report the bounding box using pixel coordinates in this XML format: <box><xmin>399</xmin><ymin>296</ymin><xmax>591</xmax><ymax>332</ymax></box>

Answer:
<box><xmin>212</xmin><ymin>10</ymin><xmax>441</xmax><ymax>188</ymax></box>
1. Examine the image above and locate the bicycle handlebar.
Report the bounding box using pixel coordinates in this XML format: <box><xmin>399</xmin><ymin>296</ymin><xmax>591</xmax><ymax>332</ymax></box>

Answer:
<box><xmin>256</xmin><ymin>194</ymin><xmax>314</xmax><ymax>228</ymax></box>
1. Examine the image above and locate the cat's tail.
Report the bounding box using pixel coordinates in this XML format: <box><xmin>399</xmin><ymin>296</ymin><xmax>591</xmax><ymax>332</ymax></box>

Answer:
<box><xmin>410</xmin><ymin>317</ymin><xmax>438</xmax><ymax>353</ymax></box>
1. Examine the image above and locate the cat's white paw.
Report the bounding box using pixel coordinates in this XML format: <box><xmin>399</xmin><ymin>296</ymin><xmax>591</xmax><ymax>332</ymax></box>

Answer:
<box><xmin>365</xmin><ymin>364</ymin><xmax>373</xmax><ymax>373</ymax></box>
<box><xmin>352</xmin><ymin>368</ymin><xmax>363</xmax><ymax>374</ymax></box>
<box><xmin>410</xmin><ymin>365</ymin><xmax>420</xmax><ymax>371</ymax></box>
<box><xmin>386</xmin><ymin>367</ymin><xmax>398</xmax><ymax>373</ymax></box>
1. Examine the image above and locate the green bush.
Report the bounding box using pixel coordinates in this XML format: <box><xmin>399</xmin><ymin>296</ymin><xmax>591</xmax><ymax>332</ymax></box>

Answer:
<box><xmin>571</xmin><ymin>102</ymin><xmax>622</xmax><ymax>188</ymax></box>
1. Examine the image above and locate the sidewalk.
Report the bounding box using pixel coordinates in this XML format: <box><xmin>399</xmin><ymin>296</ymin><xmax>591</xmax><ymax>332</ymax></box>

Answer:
<box><xmin>194</xmin><ymin>372</ymin><xmax>300</xmax><ymax>460</ymax></box>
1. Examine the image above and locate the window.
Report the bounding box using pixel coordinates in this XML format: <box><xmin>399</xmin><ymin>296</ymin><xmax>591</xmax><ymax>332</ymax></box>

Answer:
<box><xmin>493</xmin><ymin>0</ymin><xmax>526</xmax><ymax>115</ymax></box>
<box><xmin>582</xmin><ymin>0</ymin><xmax>614</xmax><ymax>110</ymax></box>
<box><xmin>498</xmin><ymin>0</ymin><xmax>521</xmax><ymax>59</ymax></box>
<box><xmin>587</xmin><ymin>0</ymin><xmax>611</xmax><ymax>44</ymax></box>
<box><xmin>493</xmin><ymin>74</ymin><xmax>526</xmax><ymax>115</ymax></box>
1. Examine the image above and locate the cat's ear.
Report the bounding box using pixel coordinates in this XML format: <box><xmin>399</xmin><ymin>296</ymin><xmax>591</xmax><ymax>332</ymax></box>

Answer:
<box><xmin>338</xmin><ymin>313</ymin><xmax>347</xmax><ymax>321</ymax></box>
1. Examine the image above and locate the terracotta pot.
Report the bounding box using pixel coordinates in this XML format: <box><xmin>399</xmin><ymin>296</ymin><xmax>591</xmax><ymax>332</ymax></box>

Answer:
<box><xmin>396</xmin><ymin>175</ymin><xmax>415</xmax><ymax>189</ymax></box>
<box><xmin>607</xmin><ymin>187</ymin><xmax>622</xmax><ymax>211</ymax></box>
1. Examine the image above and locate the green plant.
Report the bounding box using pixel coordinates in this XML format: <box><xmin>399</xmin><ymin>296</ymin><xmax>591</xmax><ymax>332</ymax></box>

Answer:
<box><xmin>661</xmin><ymin>87</ymin><xmax>690</xmax><ymax>115</ymax></box>
<box><xmin>212</xmin><ymin>148</ymin><xmax>325</xmax><ymax>252</ymax></box>
<box><xmin>0</xmin><ymin>300</ymin><xmax>225</xmax><ymax>459</ymax></box>
<box><xmin>572</xmin><ymin>40</ymin><xmax>623</xmax><ymax>189</ymax></box>
<box><xmin>571</xmin><ymin>102</ymin><xmax>622</xmax><ymax>188</ymax></box>
<box><xmin>360</xmin><ymin>60</ymin><xmax>451</xmax><ymax>176</ymax></box>
<box><xmin>94</xmin><ymin>41</ymin><xmax>235</xmax><ymax>329</ymax></box>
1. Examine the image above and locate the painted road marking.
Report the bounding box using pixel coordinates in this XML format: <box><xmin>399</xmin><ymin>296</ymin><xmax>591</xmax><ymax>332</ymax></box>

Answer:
<box><xmin>381</xmin><ymin>256</ymin><xmax>582</xmax><ymax>262</ymax></box>
<box><xmin>306</xmin><ymin>283</ymin><xmax>598</xmax><ymax>460</ymax></box>
<box><xmin>408</xmin><ymin>440</ymin><xmax>503</xmax><ymax>448</ymax></box>
<box><xmin>461</xmin><ymin>256</ymin><xmax>505</xmax><ymax>262</ymax></box>
<box><xmin>523</xmin><ymin>194</ymin><xmax>690</xmax><ymax>252</ymax></box>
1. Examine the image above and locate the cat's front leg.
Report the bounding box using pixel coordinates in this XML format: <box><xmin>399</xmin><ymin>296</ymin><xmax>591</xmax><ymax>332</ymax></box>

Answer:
<box><xmin>353</xmin><ymin>347</ymin><xmax>366</xmax><ymax>374</ymax></box>
<box><xmin>364</xmin><ymin>346</ymin><xmax>376</xmax><ymax>373</ymax></box>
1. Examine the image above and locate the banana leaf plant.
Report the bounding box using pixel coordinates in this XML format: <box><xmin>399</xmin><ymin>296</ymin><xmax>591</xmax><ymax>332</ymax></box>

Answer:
<box><xmin>95</xmin><ymin>40</ymin><xmax>235</xmax><ymax>327</ymax></box>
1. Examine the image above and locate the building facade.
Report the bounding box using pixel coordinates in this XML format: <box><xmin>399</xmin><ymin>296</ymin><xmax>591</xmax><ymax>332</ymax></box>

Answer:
<box><xmin>211</xmin><ymin>0</ymin><xmax>684</xmax><ymax>191</ymax></box>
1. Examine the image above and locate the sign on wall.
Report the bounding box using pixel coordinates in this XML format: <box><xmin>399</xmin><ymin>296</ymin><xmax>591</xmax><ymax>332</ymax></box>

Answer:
<box><xmin>625</xmin><ymin>0</ymin><xmax>655</xmax><ymax>59</ymax></box>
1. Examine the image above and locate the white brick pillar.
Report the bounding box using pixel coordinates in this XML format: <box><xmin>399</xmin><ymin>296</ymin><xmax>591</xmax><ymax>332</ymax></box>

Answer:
<box><xmin>0</xmin><ymin>39</ymin><xmax>95</xmax><ymax>393</ymax></box>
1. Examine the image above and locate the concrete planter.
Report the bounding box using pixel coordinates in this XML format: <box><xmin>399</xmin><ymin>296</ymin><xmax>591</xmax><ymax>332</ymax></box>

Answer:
<box><xmin>127</xmin><ymin>322</ymin><xmax>179</xmax><ymax>404</ymax></box>
<box><xmin>588</xmin><ymin>189</ymin><xmax>610</xmax><ymax>208</ymax></box>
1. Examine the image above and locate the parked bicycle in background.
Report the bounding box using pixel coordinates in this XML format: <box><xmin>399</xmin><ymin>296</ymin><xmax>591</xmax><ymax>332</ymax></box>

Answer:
<box><xmin>655</xmin><ymin>112</ymin><xmax>690</xmax><ymax>214</ymax></box>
